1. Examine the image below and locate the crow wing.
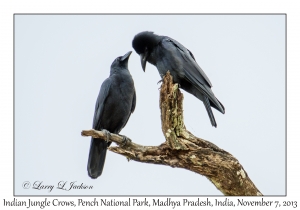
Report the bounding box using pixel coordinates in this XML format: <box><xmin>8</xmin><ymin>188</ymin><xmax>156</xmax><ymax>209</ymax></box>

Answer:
<box><xmin>166</xmin><ymin>38</ymin><xmax>225</xmax><ymax>113</ymax></box>
<box><xmin>92</xmin><ymin>78</ymin><xmax>111</xmax><ymax>129</ymax></box>
<box><xmin>168</xmin><ymin>37</ymin><xmax>213</xmax><ymax>87</ymax></box>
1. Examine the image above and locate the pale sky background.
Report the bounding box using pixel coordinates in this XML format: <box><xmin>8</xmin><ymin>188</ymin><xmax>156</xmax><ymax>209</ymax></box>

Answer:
<box><xmin>14</xmin><ymin>14</ymin><xmax>285</xmax><ymax>196</ymax></box>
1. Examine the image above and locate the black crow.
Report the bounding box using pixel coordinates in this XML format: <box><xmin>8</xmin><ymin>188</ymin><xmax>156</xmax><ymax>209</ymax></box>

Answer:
<box><xmin>132</xmin><ymin>31</ymin><xmax>224</xmax><ymax>127</ymax></box>
<box><xmin>87</xmin><ymin>51</ymin><xmax>136</xmax><ymax>179</ymax></box>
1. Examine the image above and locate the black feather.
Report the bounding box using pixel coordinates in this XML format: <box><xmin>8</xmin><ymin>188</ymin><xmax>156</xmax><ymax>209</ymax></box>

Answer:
<box><xmin>132</xmin><ymin>31</ymin><xmax>224</xmax><ymax>127</ymax></box>
<box><xmin>87</xmin><ymin>51</ymin><xmax>136</xmax><ymax>178</ymax></box>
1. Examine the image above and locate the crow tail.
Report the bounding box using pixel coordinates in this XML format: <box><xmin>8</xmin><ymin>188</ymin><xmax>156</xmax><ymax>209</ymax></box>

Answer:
<box><xmin>203</xmin><ymin>96</ymin><xmax>217</xmax><ymax>127</ymax></box>
<box><xmin>87</xmin><ymin>138</ymin><xmax>108</xmax><ymax>179</ymax></box>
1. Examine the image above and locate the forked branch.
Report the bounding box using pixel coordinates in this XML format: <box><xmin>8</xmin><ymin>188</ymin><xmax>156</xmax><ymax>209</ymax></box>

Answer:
<box><xmin>81</xmin><ymin>71</ymin><xmax>262</xmax><ymax>196</ymax></box>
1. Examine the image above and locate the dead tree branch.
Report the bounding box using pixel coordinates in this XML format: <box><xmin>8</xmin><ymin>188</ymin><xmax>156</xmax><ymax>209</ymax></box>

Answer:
<box><xmin>81</xmin><ymin>71</ymin><xmax>262</xmax><ymax>196</ymax></box>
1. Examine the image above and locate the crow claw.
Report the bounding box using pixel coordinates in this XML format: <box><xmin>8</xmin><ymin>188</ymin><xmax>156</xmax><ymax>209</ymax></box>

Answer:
<box><xmin>120</xmin><ymin>135</ymin><xmax>131</xmax><ymax>147</ymax></box>
<box><xmin>101</xmin><ymin>129</ymin><xmax>111</xmax><ymax>143</ymax></box>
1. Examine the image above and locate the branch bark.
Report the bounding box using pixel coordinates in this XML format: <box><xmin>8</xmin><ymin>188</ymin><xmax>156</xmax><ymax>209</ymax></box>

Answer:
<box><xmin>81</xmin><ymin>71</ymin><xmax>262</xmax><ymax>196</ymax></box>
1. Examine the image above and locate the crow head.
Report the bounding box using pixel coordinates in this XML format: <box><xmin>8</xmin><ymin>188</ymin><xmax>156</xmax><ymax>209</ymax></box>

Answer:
<box><xmin>132</xmin><ymin>31</ymin><xmax>161</xmax><ymax>71</ymax></box>
<box><xmin>110</xmin><ymin>51</ymin><xmax>132</xmax><ymax>73</ymax></box>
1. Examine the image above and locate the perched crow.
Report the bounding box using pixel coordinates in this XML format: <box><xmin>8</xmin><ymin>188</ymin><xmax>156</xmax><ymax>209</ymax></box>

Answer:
<box><xmin>87</xmin><ymin>51</ymin><xmax>136</xmax><ymax>179</ymax></box>
<box><xmin>132</xmin><ymin>31</ymin><xmax>224</xmax><ymax>127</ymax></box>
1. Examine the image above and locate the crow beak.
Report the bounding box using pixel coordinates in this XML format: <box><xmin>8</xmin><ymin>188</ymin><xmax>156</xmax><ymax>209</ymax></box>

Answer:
<box><xmin>140</xmin><ymin>50</ymin><xmax>149</xmax><ymax>72</ymax></box>
<box><xmin>120</xmin><ymin>51</ymin><xmax>132</xmax><ymax>62</ymax></box>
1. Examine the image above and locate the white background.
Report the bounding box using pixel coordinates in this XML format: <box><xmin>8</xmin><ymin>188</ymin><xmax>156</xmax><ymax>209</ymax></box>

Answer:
<box><xmin>14</xmin><ymin>14</ymin><xmax>285</xmax><ymax>196</ymax></box>
<box><xmin>1</xmin><ymin>0</ymin><xmax>299</xmax><ymax>208</ymax></box>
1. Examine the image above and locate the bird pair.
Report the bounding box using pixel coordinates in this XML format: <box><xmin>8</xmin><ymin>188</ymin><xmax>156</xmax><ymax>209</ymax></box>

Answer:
<box><xmin>87</xmin><ymin>31</ymin><xmax>225</xmax><ymax>179</ymax></box>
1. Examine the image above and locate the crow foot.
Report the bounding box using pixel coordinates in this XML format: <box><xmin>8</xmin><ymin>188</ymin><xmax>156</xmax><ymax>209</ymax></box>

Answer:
<box><xmin>120</xmin><ymin>135</ymin><xmax>132</xmax><ymax>147</ymax></box>
<box><xmin>101</xmin><ymin>129</ymin><xmax>111</xmax><ymax>143</ymax></box>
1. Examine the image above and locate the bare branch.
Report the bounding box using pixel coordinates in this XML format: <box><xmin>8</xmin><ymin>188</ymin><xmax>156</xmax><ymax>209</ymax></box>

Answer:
<box><xmin>81</xmin><ymin>71</ymin><xmax>262</xmax><ymax>196</ymax></box>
